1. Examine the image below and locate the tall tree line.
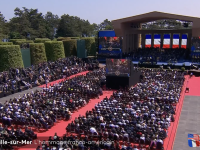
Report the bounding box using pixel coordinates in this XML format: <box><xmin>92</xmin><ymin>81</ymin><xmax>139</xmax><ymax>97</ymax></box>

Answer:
<box><xmin>0</xmin><ymin>7</ymin><xmax>114</xmax><ymax>40</ymax></box>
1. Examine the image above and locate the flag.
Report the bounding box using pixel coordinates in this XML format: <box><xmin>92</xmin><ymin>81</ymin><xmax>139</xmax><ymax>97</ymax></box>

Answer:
<box><xmin>173</xmin><ymin>34</ymin><xmax>179</xmax><ymax>48</ymax></box>
<box><xmin>145</xmin><ymin>35</ymin><xmax>151</xmax><ymax>48</ymax></box>
<box><xmin>154</xmin><ymin>34</ymin><xmax>161</xmax><ymax>48</ymax></box>
<box><xmin>163</xmin><ymin>34</ymin><xmax>170</xmax><ymax>48</ymax></box>
<box><xmin>188</xmin><ymin>134</ymin><xmax>200</xmax><ymax>147</ymax></box>
<box><xmin>181</xmin><ymin>34</ymin><xmax>187</xmax><ymax>49</ymax></box>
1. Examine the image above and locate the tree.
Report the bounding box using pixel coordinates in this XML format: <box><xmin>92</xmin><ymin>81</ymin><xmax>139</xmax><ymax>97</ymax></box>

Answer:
<box><xmin>8</xmin><ymin>7</ymin><xmax>47</xmax><ymax>39</ymax></box>
<box><xmin>44</xmin><ymin>12</ymin><xmax>60</xmax><ymax>39</ymax></box>
<box><xmin>98</xmin><ymin>19</ymin><xmax>113</xmax><ymax>30</ymax></box>
<box><xmin>0</xmin><ymin>12</ymin><xmax>9</xmax><ymax>41</ymax></box>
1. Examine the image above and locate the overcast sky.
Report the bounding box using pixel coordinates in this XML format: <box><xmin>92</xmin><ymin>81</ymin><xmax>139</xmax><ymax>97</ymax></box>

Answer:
<box><xmin>0</xmin><ymin>0</ymin><xmax>199</xmax><ymax>24</ymax></box>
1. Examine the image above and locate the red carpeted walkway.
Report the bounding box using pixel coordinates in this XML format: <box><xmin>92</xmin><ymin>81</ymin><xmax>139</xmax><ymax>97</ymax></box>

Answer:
<box><xmin>185</xmin><ymin>76</ymin><xmax>200</xmax><ymax>96</ymax></box>
<box><xmin>18</xmin><ymin>91</ymin><xmax>113</xmax><ymax>150</ymax></box>
<box><xmin>163</xmin><ymin>76</ymin><xmax>188</xmax><ymax>150</ymax></box>
<box><xmin>39</xmin><ymin>71</ymin><xmax>89</xmax><ymax>88</ymax></box>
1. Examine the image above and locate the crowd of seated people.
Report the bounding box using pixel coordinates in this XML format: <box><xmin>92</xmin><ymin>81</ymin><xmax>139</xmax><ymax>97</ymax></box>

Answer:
<box><xmin>132</xmin><ymin>48</ymin><xmax>186</xmax><ymax>63</ymax></box>
<box><xmin>0</xmin><ymin>124</ymin><xmax>37</xmax><ymax>149</ymax></box>
<box><xmin>0</xmin><ymin>57</ymin><xmax>99</xmax><ymax>98</ymax></box>
<box><xmin>56</xmin><ymin>69</ymin><xmax>184</xmax><ymax>150</ymax></box>
<box><xmin>0</xmin><ymin>68</ymin><xmax>105</xmax><ymax>131</ymax></box>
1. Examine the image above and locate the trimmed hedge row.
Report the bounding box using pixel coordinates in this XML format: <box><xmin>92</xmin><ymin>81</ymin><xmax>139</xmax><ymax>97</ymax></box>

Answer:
<box><xmin>0</xmin><ymin>45</ymin><xmax>24</xmax><ymax>71</ymax></box>
<box><xmin>63</xmin><ymin>40</ymin><xmax>77</xmax><ymax>57</ymax></box>
<box><xmin>9</xmin><ymin>39</ymin><xmax>26</xmax><ymax>44</ymax></box>
<box><xmin>81</xmin><ymin>37</ymin><xmax>96</xmax><ymax>56</ymax></box>
<box><xmin>0</xmin><ymin>42</ymin><xmax>13</xmax><ymax>45</ymax></box>
<box><xmin>30</xmin><ymin>43</ymin><xmax>47</xmax><ymax>65</ymax></box>
<box><xmin>45</xmin><ymin>41</ymin><xmax>65</xmax><ymax>61</ymax></box>
<box><xmin>15</xmin><ymin>40</ymin><xmax>34</xmax><ymax>45</ymax></box>
<box><xmin>57</xmin><ymin>37</ymin><xmax>71</xmax><ymax>41</ymax></box>
<box><xmin>34</xmin><ymin>38</ymin><xmax>51</xmax><ymax>43</ymax></box>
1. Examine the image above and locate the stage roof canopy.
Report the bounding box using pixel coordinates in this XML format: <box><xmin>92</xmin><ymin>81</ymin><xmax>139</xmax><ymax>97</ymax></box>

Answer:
<box><xmin>112</xmin><ymin>11</ymin><xmax>200</xmax><ymax>24</ymax></box>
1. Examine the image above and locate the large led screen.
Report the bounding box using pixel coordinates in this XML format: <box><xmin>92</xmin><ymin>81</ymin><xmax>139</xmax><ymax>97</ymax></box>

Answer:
<box><xmin>106</xmin><ymin>59</ymin><xmax>130</xmax><ymax>76</ymax></box>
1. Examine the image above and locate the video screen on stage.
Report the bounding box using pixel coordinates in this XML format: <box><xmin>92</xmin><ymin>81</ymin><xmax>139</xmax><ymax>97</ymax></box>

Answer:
<box><xmin>106</xmin><ymin>59</ymin><xmax>130</xmax><ymax>76</ymax></box>
<box><xmin>98</xmin><ymin>31</ymin><xmax>122</xmax><ymax>53</ymax></box>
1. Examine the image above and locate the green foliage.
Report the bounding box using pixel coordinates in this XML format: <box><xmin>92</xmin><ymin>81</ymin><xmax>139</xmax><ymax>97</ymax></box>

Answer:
<box><xmin>0</xmin><ymin>45</ymin><xmax>24</xmax><ymax>71</ymax></box>
<box><xmin>10</xmin><ymin>39</ymin><xmax>26</xmax><ymax>44</ymax></box>
<box><xmin>63</xmin><ymin>40</ymin><xmax>77</xmax><ymax>57</ymax></box>
<box><xmin>81</xmin><ymin>37</ymin><xmax>95</xmax><ymax>55</ymax></box>
<box><xmin>57</xmin><ymin>37</ymin><xmax>71</xmax><ymax>41</ymax></box>
<box><xmin>70</xmin><ymin>37</ymin><xmax>80</xmax><ymax>39</ymax></box>
<box><xmin>0</xmin><ymin>42</ymin><xmax>13</xmax><ymax>45</ymax></box>
<box><xmin>0</xmin><ymin>12</ymin><xmax>9</xmax><ymax>41</ymax></box>
<box><xmin>15</xmin><ymin>40</ymin><xmax>34</xmax><ymax>45</ymax></box>
<box><xmin>35</xmin><ymin>38</ymin><xmax>51</xmax><ymax>43</ymax></box>
<box><xmin>45</xmin><ymin>41</ymin><xmax>65</xmax><ymax>61</ymax></box>
<box><xmin>181</xmin><ymin>67</ymin><xmax>185</xmax><ymax>72</ymax></box>
<box><xmin>29</xmin><ymin>43</ymin><xmax>47</xmax><ymax>65</ymax></box>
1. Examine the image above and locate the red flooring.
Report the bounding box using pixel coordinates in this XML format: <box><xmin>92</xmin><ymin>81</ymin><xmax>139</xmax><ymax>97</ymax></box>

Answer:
<box><xmin>185</xmin><ymin>76</ymin><xmax>200</xmax><ymax>96</ymax></box>
<box><xmin>39</xmin><ymin>71</ymin><xmax>89</xmax><ymax>88</ymax></box>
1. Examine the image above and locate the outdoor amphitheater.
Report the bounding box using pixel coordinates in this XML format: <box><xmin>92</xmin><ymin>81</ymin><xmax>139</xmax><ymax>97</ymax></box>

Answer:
<box><xmin>0</xmin><ymin>11</ymin><xmax>200</xmax><ymax>150</ymax></box>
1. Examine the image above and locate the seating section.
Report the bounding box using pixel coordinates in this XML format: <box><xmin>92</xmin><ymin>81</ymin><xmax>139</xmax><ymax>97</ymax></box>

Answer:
<box><xmin>0</xmin><ymin>57</ymin><xmax>99</xmax><ymax>98</ymax></box>
<box><xmin>0</xmin><ymin>69</ymin><xmax>105</xmax><ymax>132</ymax></box>
<box><xmin>37</xmin><ymin>69</ymin><xmax>184</xmax><ymax>150</ymax></box>
<box><xmin>0</xmin><ymin>124</ymin><xmax>37</xmax><ymax>149</ymax></box>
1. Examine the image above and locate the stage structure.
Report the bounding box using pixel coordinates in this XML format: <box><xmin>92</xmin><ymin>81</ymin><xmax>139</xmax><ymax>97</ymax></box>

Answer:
<box><xmin>112</xmin><ymin>11</ymin><xmax>200</xmax><ymax>52</ymax></box>
<box><xmin>106</xmin><ymin>59</ymin><xmax>141</xmax><ymax>89</ymax></box>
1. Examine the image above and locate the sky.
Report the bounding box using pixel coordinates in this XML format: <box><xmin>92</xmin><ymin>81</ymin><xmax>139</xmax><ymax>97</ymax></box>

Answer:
<box><xmin>0</xmin><ymin>0</ymin><xmax>200</xmax><ymax>24</ymax></box>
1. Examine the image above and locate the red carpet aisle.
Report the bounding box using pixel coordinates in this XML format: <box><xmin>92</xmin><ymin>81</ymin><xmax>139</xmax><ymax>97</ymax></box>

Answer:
<box><xmin>185</xmin><ymin>76</ymin><xmax>200</xmax><ymax>96</ymax></box>
<box><xmin>164</xmin><ymin>76</ymin><xmax>188</xmax><ymax>150</ymax></box>
<box><xmin>18</xmin><ymin>91</ymin><xmax>113</xmax><ymax>150</ymax></box>
<box><xmin>39</xmin><ymin>71</ymin><xmax>89</xmax><ymax>88</ymax></box>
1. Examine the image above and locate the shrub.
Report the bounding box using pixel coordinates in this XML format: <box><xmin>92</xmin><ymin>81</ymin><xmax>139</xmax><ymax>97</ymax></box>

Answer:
<box><xmin>30</xmin><ymin>43</ymin><xmax>47</xmax><ymax>65</ymax></box>
<box><xmin>70</xmin><ymin>37</ymin><xmax>80</xmax><ymax>39</ymax></box>
<box><xmin>0</xmin><ymin>45</ymin><xmax>24</xmax><ymax>71</ymax></box>
<box><xmin>63</xmin><ymin>40</ymin><xmax>77</xmax><ymax>57</ymax></box>
<box><xmin>15</xmin><ymin>40</ymin><xmax>34</xmax><ymax>45</ymax></box>
<box><xmin>81</xmin><ymin>37</ymin><xmax>95</xmax><ymax>56</ymax></box>
<box><xmin>34</xmin><ymin>38</ymin><xmax>51</xmax><ymax>43</ymax></box>
<box><xmin>181</xmin><ymin>67</ymin><xmax>185</xmax><ymax>72</ymax></box>
<box><xmin>57</xmin><ymin>37</ymin><xmax>71</xmax><ymax>41</ymax></box>
<box><xmin>45</xmin><ymin>41</ymin><xmax>65</xmax><ymax>61</ymax></box>
<box><xmin>0</xmin><ymin>42</ymin><xmax>13</xmax><ymax>45</ymax></box>
<box><xmin>10</xmin><ymin>39</ymin><xmax>26</xmax><ymax>44</ymax></box>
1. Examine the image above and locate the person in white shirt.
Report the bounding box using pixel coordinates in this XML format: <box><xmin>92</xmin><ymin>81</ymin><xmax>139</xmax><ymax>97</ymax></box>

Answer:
<box><xmin>89</xmin><ymin>127</ymin><xmax>98</xmax><ymax>135</ymax></box>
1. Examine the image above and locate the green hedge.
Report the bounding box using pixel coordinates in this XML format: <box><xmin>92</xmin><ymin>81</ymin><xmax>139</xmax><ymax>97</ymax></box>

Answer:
<box><xmin>70</xmin><ymin>37</ymin><xmax>80</xmax><ymax>39</ymax></box>
<box><xmin>57</xmin><ymin>37</ymin><xmax>71</xmax><ymax>41</ymax></box>
<box><xmin>0</xmin><ymin>45</ymin><xmax>24</xmax><ymax>71</ymax></box>
<box><xmin>45</xmin><ymin>41</ymin><xmax>65</xmax><ymax>61</ymax></box>
<box><xmin>15</xmin><ymin>40</ymin><xmax>34</xmax><ymax>45</ymax></box>
<box><xmin>63</xmin><ymin>40</ymin><xmax>77</xmax><ymax>57</ymax></box>
<box><xmin>81</xmin><ymin>37</ymin><xmax>95</xmax><ymax>55</ymax></box>
<box><xmin>34</xmin><ymin>38</ymin><xmax>51</xmax><ymax>43</ymax></box>
<box><xmin>30</xmin><ymin>43</ymin><xmax>47</xmax><ymax>65</ymax></box>
<box><xmin>0</xmin><ymin>42</ymin><xmax>13</xmax><ymax>45</ymax></box>
<box><xmin>10</xmin><ymin>39</ymin><xmax>26</xmax><ymax>44</ymax></box>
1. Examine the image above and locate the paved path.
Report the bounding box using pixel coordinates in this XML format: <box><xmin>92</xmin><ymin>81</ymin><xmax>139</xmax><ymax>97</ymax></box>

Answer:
<box><xmin>0</xmin><ymin>87</ymin><xmax>42</xmax><ymax>104</ymax></box>
<box><xmin>173</xmin><ymin>95</ymin><xmax>200</xmax><ymax>150</ymax></box>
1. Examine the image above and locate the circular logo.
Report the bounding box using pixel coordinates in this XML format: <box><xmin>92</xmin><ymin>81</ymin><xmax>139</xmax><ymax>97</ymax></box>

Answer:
<box><xmin>108</xmin><ymin>47</ymin><xmax>112</xmax><ymax>51</ymax></box>
<box><xmin>115</xmin><ymin>70</ymin><xmax>120</xmax><ymax>76</ymax></box>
